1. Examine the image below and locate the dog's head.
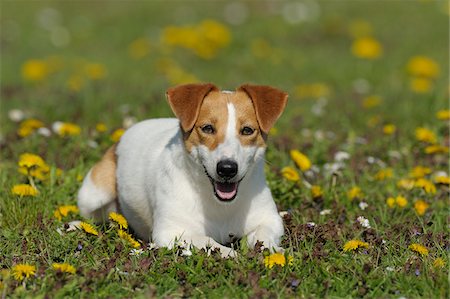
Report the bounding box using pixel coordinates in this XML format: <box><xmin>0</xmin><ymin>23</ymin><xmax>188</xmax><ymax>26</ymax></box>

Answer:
<box><xmin>166</xmin><ymin>83</ymin><xmax>288</xmax><ymax>203</ymax></box>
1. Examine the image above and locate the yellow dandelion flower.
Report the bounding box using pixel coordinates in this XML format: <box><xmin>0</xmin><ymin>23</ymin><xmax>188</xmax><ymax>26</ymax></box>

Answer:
<box><xmin>407</xmin><ymin>56</ymin><xmax>440</xmax><ymax>79</ymax></box>
<box><xmin>111</xmin><ymin>128</ymin><xmax>125</xmax><ymax>142</ymax></box>
<box><xmin>386</xmin><ymin>197</ymin><xmax>396</xmax><ymax>208</ymax></box>
<box><xmin>374</xmin><ymin>168</ymin><xmax>393</xmax><ymax>181</ymax></box>
<box><xmin>395</xmin><ymin>195</ymin><xmax>408</xmax><ymax>208</ymax></box>
<box><xmin>397</xmin><ymin>178</ymin><xmax>415</xmax><ymax>190</ymax></box>
<box><xmin>11</xmin><ymin>184</ymin><xmax>38</xmax><ymax>197</ymax></box>
<box><xmin>18</xmin><ymin>153</ymin><xmax>47</xmax><ymax>169</ymax></box>
<box><xmin>84</xmin><ymin>63</ymin><xmax>107</xmax><ymax>80</ymax></box>
<box><xmin>347</xmin><ymin>186</ymin><xmax>363</xmax><ymax>200</ymax></box>
<box><xmin>22</xmin><ymin>59</ymin><xmax>49</xmax><ymax>81</ymax></box>
<box><xmin>351</xmin><ymin>36</ymin><xmax>383</xmax><ymax>60</ymax></box>
<box><xmin>128</xmin><ymin>37</ymin><xmax>151</xmax><ymax>60</ymax></box>
<box><xmin>414</xmin><ymin>200</ymin><xmax>429</xmax><ymax>216</ymax></box>
<box><xmin>12</xmin><ymin>264</ymin><xmax>36</xmax><ymax>281</ymax></box>
<box><xmin>118</xmin><ymin>229</ymin><xmax>140</xmax><ymax>248</ymax></box>
<box><xmin>343</xmin><ymin>240</ymin><xmax>369</xmax><ymax>252</ymax></box>
<box><xmin>18</xmin><ymin>154</ymin><xmax>48</xmax><ymax>179</ymax></box>
<box><xmin>109</xmin><ymin>212</ymin><xmax>128</xmax><ymax>229</ymax></box>
<box><xmin>281</xmin><ymin>166</ymin><xmax>300</xmax><ymax>182</ymax></box>
<box><xmin>415</xmin><ymin>127</ymin><xmax>437</xmax><ymax>144</ymax></box>
<box><xmin>79</xmin><ymin>222</ymin><xmax>99</xmax><ymax>236</ymax></box>
<box><xmin>54</xmin><ymin>205</ymin><xmax>79</xmax><ymax>221</ymax></box>
<box><xmin>294</xmin><ymin>83</ymin><xmax>331</xmax><ymax>99</ymax></box>
<box><xmin>433</xmin><ymin>258</ymin><xmax>446</xmax><ymax>269</ymax></box>
<box><xmin>18</xmin><ymin>164</ymin><xmax>50</xmax><ymax>181</ymax></box>
<box><xmin>382</xmin><ymin>124</ymin><xmax>396</xmax><ymax>135</ymax></box>
<box><xmin>424</xmin><ymin>144</ymin><xmax>449</xmax><ymax>154</ymax></box>
<box><xmin>362</xmin><ymin>95</ymin><xmax>382</xmax><ymax>109</ymax></box>
<box><xmin>52</xmin><ymin>263</ymin><xmax>76</xmax><ymax>274</ymax></box>
<box><xmin>409</xmin><ymin>243</ymin><xmax>428</xmax><ymax>256</ymax></box>
<box><xmin>434</xmin><ymin>176</ymin><xmax>450</xmax><ymax>185</ymax></box>
<box><xmin>56</xmin><ymin>122</ymin><xmax>81</xmax><ymax>137</ymax></box>
<box><xmin>17</xmin><ymin>119</ymin><xmax>45</xmax><ymax>137</ymax></box>
<box><xmin>415</xmin><ymin>178</ymin><xmax>436</xmax><ymax>194</ymax></box>
<box><xmin>436</xmin><ymin>109</ymin><xmax>450</xmax><ymax>120</ymax></box>
<box><xmin>311</xmin><ymin>185</ymin><xmax>323</xmax><ymax>198</ymax></box>
<box><xmin>18</xmin><ymin>125</ymin><xmax>35</xmax><ymax>138</ymax></box>
<box><xmin>410</xmin><ymin>77</ymin><xmax>433</xmax><ymax>93</ymax></box>
<box><xmin>161</xmin><ymin>20</ymin><xmax>231</xmax><ymax>60</ymax></box>
<box><xmin>53</xmin><ymin>211</ymin><xmax>62</xmax><ymax>221</ymax></box>
<box><xmin>264</xmin><ymin>253</ymin><xmax>293</xmax><ymax>269</ymax></box>
<box><xmin>20</xmin><ymin>119</ymin><xmax>45</xmax><ymax>129</ymax></box>
<box><xmin>95</xmin><ymin>123</ymin><xmax>108</xmax><ymax>133</ymax></box>
<box><xmin>196</xmin><ymin>19</ymin><xmax>231</xmax><ymax>58</ymax></box>
<box><xmin>290</xmin><ymin>150</ymin><xmax>311</xmax><ymax>171</ymax></box>
<box><xmin>409</xmin><ymin>166</ymin><xmax>432</xmax><ymax>179</ymax></box>
<box><xmin>156</xmin><ymin>58</ymin><xmax>199</xmax><ymax>85</ymax></box>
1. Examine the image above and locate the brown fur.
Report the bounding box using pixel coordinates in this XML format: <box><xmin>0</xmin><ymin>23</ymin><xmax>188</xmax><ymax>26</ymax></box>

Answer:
<box><xmin>91</xmin><ymin>144</ymin><xmax>117</xmax><ymax>197</ymax></box>
<box><xmin>233</xmin><ymin>90</ymin><xmax>266</xmax><ymax>147</ymax></box>
<box><xmin>237</xmin><ymin>84</ymin><xmax>288</xmax><ymax>133</ymax></box>
<box><xmin>184</xmin><ymin>91</ymin><xmax>228</xmax><ymax>152</ymax></box>
<box><xmin>166</xmin><ymin>83</ymin><xmax>219</xmax><ymax>132</ymax></box>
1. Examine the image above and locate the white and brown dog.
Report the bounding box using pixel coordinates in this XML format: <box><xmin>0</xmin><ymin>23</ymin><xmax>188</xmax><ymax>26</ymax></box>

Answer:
<box><xmin>77</xmin><ymin>83</ymin><xmax>288</xmax><ymax>257</ymax></box>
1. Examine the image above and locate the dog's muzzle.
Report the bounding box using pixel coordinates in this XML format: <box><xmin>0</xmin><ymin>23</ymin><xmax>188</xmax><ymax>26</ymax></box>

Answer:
<box><xmin>201</xmin><ymin>159</ymin><xmax>239</xmax><ymax>202</ymax></box>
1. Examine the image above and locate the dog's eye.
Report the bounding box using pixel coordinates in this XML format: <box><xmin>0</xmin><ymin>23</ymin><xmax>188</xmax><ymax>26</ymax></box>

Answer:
<box><xmin>241</xmin><ymin>126</ymin><xmax>255</xmax><ymax>136</ymax></box>
<box><xmin>201</xmin><ymin>124</ymin><xmax>215</xmax><ymax>134</ymax></box>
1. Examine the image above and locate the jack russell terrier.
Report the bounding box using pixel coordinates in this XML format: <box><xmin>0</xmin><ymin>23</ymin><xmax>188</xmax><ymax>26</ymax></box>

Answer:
<box><xmin>77</xmin><ymin>83</ymin><xmax>288</xmax><ymax>257</ymax></box>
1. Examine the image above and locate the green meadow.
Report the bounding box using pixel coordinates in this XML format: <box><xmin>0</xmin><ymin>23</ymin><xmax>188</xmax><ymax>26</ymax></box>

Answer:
<box><xmin>1</xmin><ymin>1</ymin><xmax>448</xmax><ymax>298</ymax></box>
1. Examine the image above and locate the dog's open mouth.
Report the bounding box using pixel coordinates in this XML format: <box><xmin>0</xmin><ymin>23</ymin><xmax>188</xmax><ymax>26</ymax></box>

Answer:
<box><xmin>214</xmin><ymin>181</ymin><xmax>239</xmax><ymax>202</ymax></box>
<box><xmin>202</xmin><ymin>164</ymin><xmax>241</xmax><ymax>202</ymax></box>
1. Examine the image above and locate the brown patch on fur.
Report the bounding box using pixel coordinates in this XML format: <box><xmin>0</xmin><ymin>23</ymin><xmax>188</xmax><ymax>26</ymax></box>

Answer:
<box><xmin>231</xmin><ymin>91</ymin><xmax>266</xmax><ymax>148</ymax></box>
<box><xmin>91</xmin><ymin>144</ymin><xmax>117</xmax><ymax>197</ymax></box>
<box><xmin>237</xmin><ymin>84</ymin><xmax>288</xmax><ymax>133</ymax></box>
<box><xmin>184</xmin><ymin>91</ymin><xmax>228</xmax><ymax>152</ymax></box>
<box><xmin>166</xmin><ymin>83</ymin><xmax>218</xmax><ymax>132</ymax></box>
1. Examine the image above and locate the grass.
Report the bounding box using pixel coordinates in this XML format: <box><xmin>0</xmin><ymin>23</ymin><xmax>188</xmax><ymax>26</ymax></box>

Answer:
<box><xmin>1</xmin><ymin>1</ymin><xmax>449</xmax><ymax>298</ymax></box>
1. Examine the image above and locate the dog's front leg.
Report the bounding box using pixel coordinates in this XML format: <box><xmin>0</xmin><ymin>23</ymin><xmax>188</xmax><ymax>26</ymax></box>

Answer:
<box><xmin>152</xmin><ymin>227</ymin><xmax>236</xmax><ymax>258</ymax></box>
<box><xmin>247</xmin><ymin>219</ymin><xmax>284</xmax><ymax>253</ymax></box>
<box><xmin>187</xmin><ymin>235</ymin><xmax>237</xmax><ymax>258</ymax></box>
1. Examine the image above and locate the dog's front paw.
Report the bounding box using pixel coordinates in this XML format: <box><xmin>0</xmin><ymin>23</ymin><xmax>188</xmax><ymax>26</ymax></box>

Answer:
<box><xmin>211</xmin><ymin>246</ymin><xmax>237</xmax><ymax>258</ymax></box>
<box><xmin>180</xmin><ymin>235</ymin><xmax>238</xmax><ymax>258</ymax></box>
<box><xmin>254</xmin><ymin>237</ymin><xmax>283</xmax><ymax>253</ymax></box>
<box><xmin>247</xmin><ymin>227</ymin><xmax>283</xmax><ymax>253</ymax></box>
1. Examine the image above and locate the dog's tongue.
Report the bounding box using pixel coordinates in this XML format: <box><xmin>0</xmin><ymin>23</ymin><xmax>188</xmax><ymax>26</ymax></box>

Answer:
<box><xmin>214</xmin><ymin>182</ymin><xmax>238</xmax><ymax>201</ymax></box>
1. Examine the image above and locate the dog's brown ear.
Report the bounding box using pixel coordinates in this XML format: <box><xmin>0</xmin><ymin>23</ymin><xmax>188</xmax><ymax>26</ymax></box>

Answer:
<box><xmin>238</xmin><ymin>84</ymin><xmax>288</xmax><ymax>133</ymax></box>
<box><xmin>166</xmin><ymin>83</ymin><xmax>219</xmax><ymax>131</ymax></box>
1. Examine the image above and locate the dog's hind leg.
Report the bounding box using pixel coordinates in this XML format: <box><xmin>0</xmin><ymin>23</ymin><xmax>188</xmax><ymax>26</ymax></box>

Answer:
<box><xmin>78</xmin><ymin>144</ymin><xmax>118</xmax><ymax>222</ymax></box>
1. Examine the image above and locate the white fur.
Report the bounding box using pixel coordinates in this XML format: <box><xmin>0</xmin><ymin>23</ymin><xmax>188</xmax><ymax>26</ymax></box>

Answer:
<box><xmin>78</xmin><ymin>170</ymin><xmax>117</xmax><ymax>221</ymax></box>
<box><xmin>78</xmin><ymin>111</ymin><xmax>284</xmax><ymax>257</ymax></box>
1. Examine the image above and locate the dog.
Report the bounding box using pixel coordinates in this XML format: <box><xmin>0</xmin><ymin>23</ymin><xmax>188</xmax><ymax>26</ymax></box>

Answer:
<box><xmin>77</xmin><ymin>83</ymin><xmax>288</xmax><ymax>257</ymax></box>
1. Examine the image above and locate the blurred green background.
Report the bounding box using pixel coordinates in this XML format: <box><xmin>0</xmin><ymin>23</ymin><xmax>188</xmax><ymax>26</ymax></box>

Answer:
<box><xmin>1</xmin><ymin>0</ymin><xmax>448</xmax><ymax>132</ymax></box>
<box><xmin>1</xmin><ymin>2</ymin><xmax>449</xmax><ymax>297</ymax></box>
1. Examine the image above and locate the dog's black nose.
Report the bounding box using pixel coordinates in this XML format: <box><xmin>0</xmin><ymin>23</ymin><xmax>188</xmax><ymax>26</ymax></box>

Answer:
<box><xmin>217</xmin><ymin>160</ymin><xmax>238</xmax><ymax>180</ymax></box>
